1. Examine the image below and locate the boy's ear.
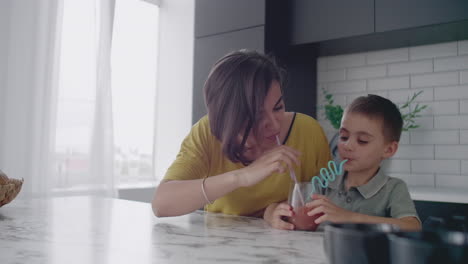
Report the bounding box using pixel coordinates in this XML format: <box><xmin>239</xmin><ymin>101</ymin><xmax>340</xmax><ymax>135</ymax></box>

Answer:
<box><xmin>383</xmin><ymin>141</ymin><xmax>399</xmax><ymax>159</ymax></box>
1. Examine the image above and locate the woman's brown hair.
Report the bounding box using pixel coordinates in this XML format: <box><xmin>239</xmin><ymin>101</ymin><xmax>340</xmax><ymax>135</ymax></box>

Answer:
<box><xmin>204</xmin><ymin>50</ymin><xmax>284</xmax><ymax>165</ymax></box>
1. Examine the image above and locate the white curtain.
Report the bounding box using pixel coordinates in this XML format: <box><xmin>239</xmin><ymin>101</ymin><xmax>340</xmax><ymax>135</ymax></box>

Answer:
<box><xmin>90</xmin><ymin>0</ymin><xmax>117</xmax><ymax>197</ymax></box>
<box><xmin>0</xmin><ymin>0</ymin><xmax>116</xmax><ymax>198</ymax></box>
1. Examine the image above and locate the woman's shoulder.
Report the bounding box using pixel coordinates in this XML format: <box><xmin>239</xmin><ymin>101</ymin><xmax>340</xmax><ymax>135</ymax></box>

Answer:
<box><xmin>194</xmin><ymin>115</ymin><xmax>210</xmax><ymax>127</ymax></box>
<box><xmin>293</xmin><ymin>112</ymin><xmax>322</xmax><ymax>131</ymax></box>
<box><xmin>191</xmin><ymin>115</ymin><xmax>211</xmax><ymax>134</ymax></box>
<box><xmin>187</xmin><ymin>115</ymin><xmax>216</xmax><ymax>143</ymax></box>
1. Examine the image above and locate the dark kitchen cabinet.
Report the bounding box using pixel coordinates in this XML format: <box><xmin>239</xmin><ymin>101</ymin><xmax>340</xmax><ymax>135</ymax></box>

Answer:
<box><xmin>376</xmin><ymin>0</ymin><xmax>468</xmax><ymax>32</ymax></box>
<box><xmin>290</xmin><ymin>0</ymin><xmax>374</xmax><ymax>45</ymax></box>
<box><xmin>192</xmin><ymin>0</ymin><xmax>266</xmax><ymax>123</ymax></box>
<box><xmin>195</xmin><ymin>0</ymin><xmax>265</xmax><ymax>37</ymax></box>
<box><xmin>192</xmin><ymin>27</ymin><xmax>265</xmax><ymax>123</ymax></box>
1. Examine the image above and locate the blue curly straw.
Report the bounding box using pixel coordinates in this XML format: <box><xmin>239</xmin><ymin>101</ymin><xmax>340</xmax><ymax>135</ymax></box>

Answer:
<box><xmin>309</xmin><ymin>159</ymin><xmax>348</xmax><ymax>200</ymax></box>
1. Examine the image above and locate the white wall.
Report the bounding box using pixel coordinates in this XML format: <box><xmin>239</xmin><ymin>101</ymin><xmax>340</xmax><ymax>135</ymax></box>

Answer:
<box><xmin>0</xmin><ymin>0</ymin><xmax>44</xmax><ymax>189</ymax></box>
<box><xmin>316</xmin><ymin>40</ymin><xmax>468</xmax><ymax>190</ymax></box>
<box><xmin>121</xmin><ymin>0</ymin><xmax>195</xmax><ymax>203</ymax></box>
<box><xmin>0</xmin><ymin>2</ymin><xmax>10</xmax><ymax>166</ymax></box>
<box><xmin>153</xmin><ymin>0</ymin><xmax>195</xmax><ymax>182</ymax></box>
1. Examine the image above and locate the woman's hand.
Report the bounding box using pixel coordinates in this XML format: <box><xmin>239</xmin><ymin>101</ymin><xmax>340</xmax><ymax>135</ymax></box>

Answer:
<box><xmin>237</xmin><ymin>145</ymin><xmax>300</xmax><ymax>187</ymax></box>
<box><xmin>263</xmin><ymin>202</ymin><xmax>295</xmax><ymax>230</ymax></box>
<box><xmin>306</xmin><ymin>194</ymin><xmax>358</xmax><ymax>224</ymax></box>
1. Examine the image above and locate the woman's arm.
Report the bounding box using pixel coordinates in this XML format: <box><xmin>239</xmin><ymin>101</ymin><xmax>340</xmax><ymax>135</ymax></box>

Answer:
<box><xmin>152</xmin><ymin>171</ymin><xmax>241</xmax><ymax>217</ymax></box>
<box><xmin>152</xmin><ymin>145</ymin><xmax>301</xmax><ymax>217</ymax></box>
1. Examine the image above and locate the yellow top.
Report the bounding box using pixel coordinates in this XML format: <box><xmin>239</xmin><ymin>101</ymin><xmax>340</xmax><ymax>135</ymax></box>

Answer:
<box><xmin>163</xmin><ymin>113</ymin><xmax>331</xmax><ymax>216</ymax></box>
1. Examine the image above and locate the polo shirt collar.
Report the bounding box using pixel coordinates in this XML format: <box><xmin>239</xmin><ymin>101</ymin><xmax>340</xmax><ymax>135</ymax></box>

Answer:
<box><xmin>327</xmin><ymin>167</ymin><xmax>389</xmax><ymax>199</ymax></box>
<box><xmin>356</xmin><ymin>168</ymin><xmax>389</xmax><ymax>199</ymax></box>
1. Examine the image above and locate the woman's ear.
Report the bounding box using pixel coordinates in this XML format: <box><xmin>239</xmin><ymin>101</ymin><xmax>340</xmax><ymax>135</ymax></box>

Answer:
<box><xmin>383</xmin><ymin>141</ymin><xmax>399</xmax><ymax>159</ymax></box>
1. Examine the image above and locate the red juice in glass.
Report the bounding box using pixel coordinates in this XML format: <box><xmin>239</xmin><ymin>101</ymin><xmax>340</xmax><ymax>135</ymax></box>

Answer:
<box><xmin>289</xmin><ymin>207</ymin><xmax>323</xmax><ymax>231</ymax></box>
<box><xmin>287</xmin><ymin>182</ymin><xmax>323</xmax><ymax>231</ymax></box>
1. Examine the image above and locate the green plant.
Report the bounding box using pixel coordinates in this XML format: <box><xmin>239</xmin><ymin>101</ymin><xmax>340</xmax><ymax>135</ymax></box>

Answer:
<box><xmin>322</xmin><ymin>89</ymin><xmax>428</xmax><ymax>132</ymax></box>
<box><xmin>323</xmin><ymin>89</ymin><xmax>344</xmax><ymax>130</ymax></box>
<box><xmin>399</xmin><ymin>91</ymin><xmax>428</xmax><ymax>131</ymax></box>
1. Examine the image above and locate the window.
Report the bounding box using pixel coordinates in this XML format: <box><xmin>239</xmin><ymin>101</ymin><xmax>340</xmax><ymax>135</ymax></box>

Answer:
<box><xmin>112</xmin><ymin>0</ymin><xmax>159</xmax><ymax>185</ymax></box>
<box><xmin>54</xmin><ymin>0</ymin><xmax>159</xmax><ymax>191</ymax></box>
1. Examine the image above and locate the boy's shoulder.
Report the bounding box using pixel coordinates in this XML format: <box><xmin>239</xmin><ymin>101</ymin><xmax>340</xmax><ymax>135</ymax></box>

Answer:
<box><xmin>360</xmin><ymin>169</ymin><xmax>410</xmax><ymax>198</ymax></box>
<box><xmin>383</xmin><ymin>174</ymin><xmax>411</xmax><ymax>195</ymax></box>
<box><xmin>386</xmin><ymin>175</ymin><xmax>407</xmax><ymax>185</ymax></box>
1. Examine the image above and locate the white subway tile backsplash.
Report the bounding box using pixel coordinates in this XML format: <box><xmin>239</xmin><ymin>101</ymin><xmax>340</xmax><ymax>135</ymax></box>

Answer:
<box><xmin>410</xmin><ymin>42</ymin><xmax>457</xmax><ymax>60</ymax></box>
<box><xmin>393</xmin><ymin>145</ymin><xmax>434</xmax><ymax>159</ymax></box>
<box><xmin>410</xmin><ymin>174</ymin><xmax>436</xmax><ymax>187</ymax></box>
<box><xmin>461</xmin><ymin>100</ymin><xmax>468</xmax><ymax>114</ymax></box>
<box><xmin>435</xmin><ymin>115</ymin><xmax>468</xmax><ymax>129</ymax></box>
<box><xmin>411</xmin><ymin>72</ymin><xmax>459</xmax><ymax>88</ymax></box>
<box><xmin>316</xmin><ymin>107</ymin><xmax>326</xmax><ymax>121</ymax></box>
<box><xmin>325</xmin><ymin>131</ymin><xmax>336</xmax><ymax>143</ymax></box>
<box><xmin>412</xmin><ymin>160</ymin><xmax>460</xmax><ymax>174</ymax></box>
<box><xmin>345</xmin><ymin>92</ymin><xmax>389</xmax><ymax>104</ymax></box>
<box><xmin>366</xmin><ymin>48</ymin><xmax>408</xmax><ymax>65</ymax></box>
<box><xmin>408</xmin><ymin>116</ymin><xmax>434</xmax><ymax>130</ymax></box>
<box><xmin>318</xmin><ymin>69</ymin><xmax>346</xmax><ymax>83</ymax></box>
<box><xmin>381</xmin><ymin>159</ymin><xmax>411</xmax><ymax>173</ymax></box>
<box><xmin>434</xmin><ymin>56</ymin><xmax>468</xmax><ymax>72</ymax></box>
<box><xmin>388</xmin><ymin>88</ymin><xmax>433</xmax><ymax>103</ymax></box>
<box><xmin>368</xmin><ymin>76</ymin><xmax>409</xmax><ymax>91</ymax></box>
<box><xmin>461</xmin><ymin>70</ymin><xmax>468</xmax><ymax>84</ymax></box>
<box><xmin>327</xmin><ymin>53</ymin><xmax>366</xmax><ymax>70</ymax></box>
<box><xmin>388</xmin><ymin>173</ymin><xmax>410</xmax><ymax>183</ymax></box>
<box><xmin>319</xmin><ymin>120</ymin><xmax>337</xmax><ymax>133</ymax></box>
<box><xmin>388</xmin><ymin>60</ymin><xmax>433</xmax><ymax>76</ymax></box>
<box><xmin>317</xmin><ymin>57</ymin><xmax>328</xmax><ymax>72</ymax></box>
<box><xmin>344</xmin><ymin>93</ymin><xmax>366</xmax><ymax>105</ymax></box>
<box><xmin>318</xmin><ymin>91</ymin><xmax>346</xmax><ymax>107</ymax></box>
<box><xmin>427</xmin><ymin>101</ymin><xmax>459</xmax><ymax>116</ymax></box>
<box><xmin>389</xmin><ymin>173</ymin><xmax>435</xmax><ymax>187</ymax></box>
<box><xmin>436</xmin><ymin>175</ymin><xmax>468</xmax><ymax>189</ymax></box>
<box><xmin>410</xmin><ymin>130</ymin><xmax>459</xmax><ymax>145</ymax></box>
<box><xmin>436</xmin><ymin>145</ymin><xmax>468</xmax><ymax>159</ymax></box>
<box><xmin>434</xmin><ymin>85</ymin><xmax>468</xmax><ymax>100</ymax></box>
<box><xmin>461</xmin><ymin>130</ymin><xmax>468</xmax><ymax>144</ymax></box>
<box><xmin>462</xmin><ymin>160</ymin><xmax>468</xmax><ymax>175</ymax></box>
<box><xmin>327</xmin><ymin>80</ymin><xmax>366</xmax><ymax>93</ymax></box>
<box><xmin>400</xmin><ymin>131</ymin><xmax>410</xmax><ymax>145</ymax></box>
<box><xmin>458</xmin><ymin>40</ymin><xmax>468</xmax><ymax>55</ymax></box>
<box><xmin>347</xmin><ymin>65</ymin><xmax>386</xmax><ymax>80</ymax></box>
<box><xmin>317</xmin><ymin>40</ymin><xmax>468</xmax><ymax>191</ymax></box>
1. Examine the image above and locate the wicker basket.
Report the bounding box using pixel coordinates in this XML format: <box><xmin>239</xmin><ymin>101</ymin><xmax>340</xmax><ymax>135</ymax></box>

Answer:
<box><xmin>0</xmin><ymin>170</ymin><xmax>24</xmax><ymax>207</ymax></box>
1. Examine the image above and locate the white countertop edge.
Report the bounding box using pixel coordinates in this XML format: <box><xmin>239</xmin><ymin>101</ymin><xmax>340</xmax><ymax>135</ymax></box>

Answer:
<box><xmin>409</xmin><ymin>187</ymin><xmax>468</xmax><ymax>204</ymax></box>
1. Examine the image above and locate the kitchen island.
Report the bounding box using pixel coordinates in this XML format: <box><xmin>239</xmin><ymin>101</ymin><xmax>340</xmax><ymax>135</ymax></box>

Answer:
<box><xmin>0</xmin><ymin>197</ymin><xmax>327</xmax><ymax>263</ymax></box>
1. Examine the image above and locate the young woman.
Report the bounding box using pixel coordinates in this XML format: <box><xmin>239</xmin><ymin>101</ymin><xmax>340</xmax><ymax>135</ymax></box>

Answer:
<box><xmin>152</xmin><ymin>50</ymin><xmax>331</xmax><ymax>230</ymax></box>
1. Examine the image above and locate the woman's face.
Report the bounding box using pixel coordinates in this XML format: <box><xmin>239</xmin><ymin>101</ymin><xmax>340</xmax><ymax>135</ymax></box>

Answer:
<box><xmin>242</xmin><ymin>81</ymin><xmax>286</xmax><ymax>156</ymax></box>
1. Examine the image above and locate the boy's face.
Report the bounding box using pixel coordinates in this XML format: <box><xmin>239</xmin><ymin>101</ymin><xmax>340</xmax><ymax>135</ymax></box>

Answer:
<box><xmin>338</xmin><ymin>112</ymin><xmax>398</xmax><ymax>175</ymax></box>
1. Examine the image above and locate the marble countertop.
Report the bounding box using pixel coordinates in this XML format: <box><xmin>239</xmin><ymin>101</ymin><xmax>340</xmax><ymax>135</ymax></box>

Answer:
<box><xmin>0</xmin><ymin>197</ymin><xmax>327</xmax><ymax>264</ymax></box>
<box><xmin>409</xmin><ymin>187</ymin><xmax>468</xmax><ymax>204</ymax></box>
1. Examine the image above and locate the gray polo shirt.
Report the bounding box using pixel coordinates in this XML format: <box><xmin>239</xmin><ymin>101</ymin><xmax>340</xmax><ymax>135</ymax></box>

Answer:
<box><xmin>322</xmin><ymin>168</ymin><xmax>420</xmax><ymax>221</ymax></box>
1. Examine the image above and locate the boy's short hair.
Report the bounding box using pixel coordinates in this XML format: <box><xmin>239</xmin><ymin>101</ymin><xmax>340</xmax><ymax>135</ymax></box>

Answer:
<box><xmin>345</xmin><ymin>94</ymin><xmax>403</xmax><ymax>142</ymax></box>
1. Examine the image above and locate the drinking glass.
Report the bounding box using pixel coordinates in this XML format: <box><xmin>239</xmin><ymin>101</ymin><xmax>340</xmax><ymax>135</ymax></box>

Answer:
<box><xmin>287</xmin><ymin>182</ymin><xmax>323</xmax><ymax>231</ymax></box>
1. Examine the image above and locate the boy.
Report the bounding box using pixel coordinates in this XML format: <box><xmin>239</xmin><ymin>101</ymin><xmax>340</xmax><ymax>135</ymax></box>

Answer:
<box><xmin>308</xmin><ymin>94</ymin><xmax>421</xmax><ymax>231</ymax></box>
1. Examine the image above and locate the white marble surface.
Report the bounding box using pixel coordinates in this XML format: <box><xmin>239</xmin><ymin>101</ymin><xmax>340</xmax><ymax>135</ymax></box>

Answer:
<box><xmin>0</xmin><ymin>197</ymin><xmax>327</xmax><ymax>264</ymax></box>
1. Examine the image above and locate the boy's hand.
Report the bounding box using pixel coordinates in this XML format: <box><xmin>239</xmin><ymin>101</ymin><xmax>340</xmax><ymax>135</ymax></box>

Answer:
<box><xmin>263</xmin><ymin>202</ymin><xmax>295</xmax><ymax>230</ymax></box>
<box><xmin>306</xmin><ymin>194</ymin><xmax>358</xmax><ymax>224</ymax></box>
